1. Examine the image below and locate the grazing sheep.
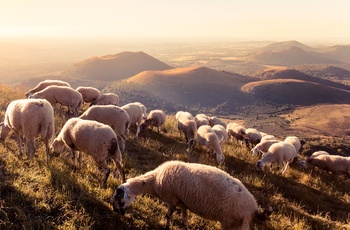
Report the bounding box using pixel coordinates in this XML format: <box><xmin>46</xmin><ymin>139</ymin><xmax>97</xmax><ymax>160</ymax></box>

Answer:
<box><xmin>261</xmin><ymin>134</ymin><xmax>276</xmax><ymax>142</ymax></box>
<box><xmin>251</xmin><ymin>139</ymin><xmax>281</xmax><ymax>157</ymax></box>
<box><xmin>197</xmin><ymin>125</ymin><xmax>225</xmax><ymax>164</ymax></box>
<box><xmin>176</xmin><ymin>111</ymin><xmax>194</xmax><ymax>121</ymax></box>
<box><xmin>50</xmin><ymin>118</ymin><xmax>125</xmax><ymax>187</ymax></box>
<box><xmin>195</xmin><ymin>113</ymin><xmax>210</xmax><ymax>127</ymax></box>
<box><xmin>284</xmin><ymin>136</ymin><xmax>301</xmax><ymax>153</ymax></box>
<box><xmin>0</xmin><ymin>99</ymin><xmax>54</xmax><ymax>163</ymax></box>
<box><xmin>256</xmin><ymin>142</ymin><xmax>297</xmax><ymax>175</ymax></box>
<box><xmin>90</xmin><ymin>93</ymin><xmax>119</xmax><ymax>106</ymax></box>
<box><xmin>29</xmin><ymin>85</ymin><xmax>83</xmax><ymax>116</ymax></box>
<box><xmin>226</xmin><ymin>122</ymin><xmax>247</xmax><ymax>144</ymax></box>
<box><xmin>121</xmin><ymin>102</ymin><xmax>143</xmax><ymax>137</ymax></box>
<box><xmin>211</xmin><ymin>124</ymin><xmax>228</xmax><ymax>145</ymax></box>
<box><xmin>177</xmin><ymin>114</ymin><xmax>197</xmax><ymax>152</ymax></box>
<box><xmin>76</xmin><ymin>86</ymin><xmax>101</xmax><ymax>104</ymax></box>
<box><xmin>243</xmin><ymin>128</ymin><xmax>262</xmax><ymax>148</ymax></box>
<box><xmin>209</xmin><ymin>116</ymin><xmax>227</xmax><ymax>128</ymax></box>
<box><xmin>306</xmin><ymin>154</ymin><xmax>350</xmax><ymax>177</ymax></box>
<box><xmin>112</xmin><ymin>160</ymin><xmax>263</xmax><ymax>230</ymax></box>
<box><xmin>25</xmin><ymin>79</ymin><xmax>71</xmax><ymax>97</ymax></box>
<box><xmin>298</xmin><ymin>151</ymin><xmax>330</xmax><ymax>169</ymax></box>
<box><xmin>134</xmin><ymin>102</ymin><xmax>147</xmax><ymax>119</ymax></box>
<box><xmin>140</xmin><ymin>109</ymin><xmax>166</xmax><ymax>133</ymax></box>
<box><xmin>79</xmin><ymin>105</ymin><xmax>130</xmax><ymax>151</ymax></box>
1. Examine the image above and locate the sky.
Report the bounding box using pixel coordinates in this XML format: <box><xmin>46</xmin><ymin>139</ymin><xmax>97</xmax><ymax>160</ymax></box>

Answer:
<box><xmin>1</xmin><ymin>0</ymin><xmax>350</xmax><ymax>41</ymax></box>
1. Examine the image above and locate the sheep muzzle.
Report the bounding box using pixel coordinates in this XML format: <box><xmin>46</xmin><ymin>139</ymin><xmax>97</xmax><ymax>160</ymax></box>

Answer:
<box><xmin>112</xmin><ymin>187</ymin><xmax>127</xmax><ymax>215</ymax></box>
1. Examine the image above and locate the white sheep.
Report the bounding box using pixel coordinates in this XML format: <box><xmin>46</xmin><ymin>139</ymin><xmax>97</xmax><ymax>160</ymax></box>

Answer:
<box><xmin>112</xmin><ymin>160</ymin><xmax>262</xmax><ymax>230</ymax></box>
<box><xmin>256</xmin><ymin>142</ymin><xmax>297</xmax><ymax>175</ymax></box>
<box><xmin>177</xmin><ymin>114</ymin><xmax>197</xmax><ymax>152</ymax></box>
<box><xmin>211</xmin><ymin>124</ymin><xmax>228</xmax><ymax>145</ymax></box>
<box><xmin>284</xmin><ymin>136</ymin><xmax>301</xmax><ymax>153</ymax></box>
<box><xmin>90</xmin><ymin>93</ymin><xmax>119</xmax><ymax>106</ymax></box>
<box><xmin>261</xmin><ymin>134</ymin><xmax>276</xmax><ymax>142</ymax></box>
<box><xmin>25</xmin><ymin>79</ymin><xmax>71</xmax><ymax>97</ymax></box>
<box><xmin>134</xmin><ymin>102</ymin><xmax>147</xmax><ymax>119</ymax></box>
<box><xmin>121</xmin><ymin>102</ymin><xmax>143</xmax><ymax>137</ymax></box>
<box><xmin>76</xmin><ymin>86</ymin><xmax>101</xmax><ymax>104</ymax></box>
<box><xmin>140</xmin><ymin>109</ymin><xmax>166</xmax><ymax>133</ymax></box>
<box><xmin>0</xmin><ymin>99</ymin><xmax>54</xmax><ymax>163</ymax></box>
<box><xmin>306</xmin><ymin>154</ymin><xmax>350</xmax><ymax>177</ymax></box>
<box><xmin>195</xmin><ymin>113</ymin><xmax>210</xmax><ymax>127</ymax></box>
<box><xmin>176</xmin><ymin>111</ymin><xmax>194</xmax><ymax>121</ymax></box>
<box><xmin>251</xmin><ymin>139</ymin><xmax>281</xmax><ymax>157</ymax></box>
<box><xmin>226</xmin><ymin>122</ymin><xmax>247</xmax><ymax>144</ymax></box>
<box><xmin>209</xmin><ymin>116</ymin><xmax>227</xmax><ymax>128</ymax></box>
<box><xmin>29</xmin><ymin>85</ymin><xmax>83</xmax><ymax>116</ymax></box>
<box><xmin>50</xmin><ymin>118</ymin><xmax>125</xmax><ymax>187</ymax></box>
<box><xmin>197</xmin><ymin>125</ymin><xmax>225</xmax><ymax>164</ymax></box>
<box><xmin>298</xmin><ymin>151</ymin><xmax>330</xmax><ymax>169</ymax></box>
<box><xmin>243</xmin><ymin>128</ymin><xmax>262</xmax><ymax>148</ymax></box>
<box><xmin>79</xmin><ymin>105</ymin><xmax>130</xmax><ymax>151</ymax></box>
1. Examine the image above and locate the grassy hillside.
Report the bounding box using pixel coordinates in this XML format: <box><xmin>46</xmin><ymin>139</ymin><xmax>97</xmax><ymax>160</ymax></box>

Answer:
<box><xmin>0</xmin><ymin>84</ymin><xmax>349</xmax><ymax>229</ymax></box>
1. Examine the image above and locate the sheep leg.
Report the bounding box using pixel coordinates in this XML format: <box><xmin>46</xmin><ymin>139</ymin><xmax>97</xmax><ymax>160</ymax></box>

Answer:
<box><xmin>97</xmin><ymin>160</ymin><xmax>110</xmax><ymax>189</ymax></box>
<box><xmin>26</xmin><ymin>139</ymin><xmax>36</xmax><ymax>160</ymax></box>
<box><xmin>165</xmin><ymin>204</ymin><xmax>175</xmax><ymax>229</ymax></box>
<box><xmin>135</xmin><ymin>124</ymin><xmax>140</xmax><ymax>137</ymax></box>
<box><xmin>111</xmin><ymin>155</ymin><xmax>126</xmax><ymax>183</ymax></box>
<box><xmin>119</xmin><ymin>135</ymin><xmax>126</xmax><ymax>152</ymax></box>
<box><xmin>181</xmin><ymin>207</ymin><xmax>189</xmax><ymax>229</ymax></box>
<box><xmin>44</xmin><ymin>138</ymin><xmax>50</xmax><ymax>164</ymax></box>
<box><xmin>281</xmin><ymin>162</ymin><xmax>290</xmax><ymax>175</ymax></box>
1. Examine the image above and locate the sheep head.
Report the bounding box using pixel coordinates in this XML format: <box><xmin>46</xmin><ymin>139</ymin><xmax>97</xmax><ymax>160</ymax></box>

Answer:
<box><xmin>50</xmin><ymin>139</ymin><xmax>65</xmax><ymax>157</ymax></box>
<box><xmin>256</xmin><ymin>160</ymin><xmax>265</xmax><ymax>171</ymax></box>
<box><xmin>112</xmin><ymin>184</ymin><xmax>136</xmax><ymax>215</ymax></box>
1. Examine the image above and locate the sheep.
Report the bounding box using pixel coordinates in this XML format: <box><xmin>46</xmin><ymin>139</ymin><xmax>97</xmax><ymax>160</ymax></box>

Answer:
<box><xmin>134</xmin><ymin>102</ymin><xmax>147</xmax><ymax>119</ymax></box>
<box><xmin>79</xmin><ymin>105</ymin><xmax>130</xmax><ymax>151</ymax></box>
<box><xmin>112</xmin><ymin>160</ymin><xmax>264</xmax><ymax>230</ymax></box>
<box><xmin>176</xmin><ymin>111</ymin><xmax>194</xmax><ymax>121</ymax></box>
<box><xmin>211</xmin><ymin>124</ymin><xmax>228</xmax><ymax>145</ymax></box>
<box><xmin>121</xmin><ymin>102</ymin><xmax>143</xmax><ymax>137</ymax></box>
<box><xmin>256</xmin><ymin>142</ymin><xmax>297</xmax><ymax>175</ymax></box>
<box><xmin>0</xmin><ymin>99</ymin><xmax>54</xmax><ymax>163</ymax></box>
<box><xmin>243</xmin><ymin>128</ymin><xmax>262</xmax><ymax>148</ymax></box>
<box><xmin>177</xmin><ymin>114</ymin><xmax>197</xmax><ymax>152</ymax></box>
<box><xmin>29</xmin><ymin>85</ymin><xmax>83</xmax><ymax>116</ymax></box>
<box><xmin>209</xmin><ymin>116</ymin><xmax>227</xmax><ymax>128</ymax></box>
<box><xmin>90</xmin><ymin>93</ymin><xmax>119</xmax><ymax>106</ymax></box>
<box><xmin>140</xmin><ymin>109</ymin><xmax>166</xmax><ymax>133</ymax></box>
<box><xmin>50</xmin><ymin>118</ymin><xmax>125</xmax><ymax>187</ymax></box>
<box><xmin>197</xmin><ymin>125</ymin><xmax>225</xmax><ymax>164</ymax></box>
<box><xmin>284</xmin><ymin>136</ymin><xmax>301</xmax><ymax>153</ymax></box>
<box><xmin>25</xmin><ymin>79</ymin><xmax>71</xmax><ymax>97</ymax></box>
<box><xmin>76</xmin><ymin>86</ymin><xmax>101</xmax><ymax>104</ymax></box>
<box><xmin>298</xmin><ymin>151</ymin><xmax>330</xmax><ymax>169</ymax></box>
<box><xmin>226</xmin><ymin>122</ymin><xmax>247</xmax><ymax>144</ymax></box>
<box><xmin>251</xmin><ymin>139</ymin><xmax>281</xmax><ymax>157</ymax></box>
<box><xmin>195</xmin><ymin>113</ymin><xmax>210</xmax><ymax>127</ymax></box>
<box><xmin>306</xmin><ymin>154</ymin><xmax>350</xmax><ymax>177</ymax></box>
<box><xmin>261</xmin><ymin>134</ymin><xmax>276</xmax><ymax>142</ymax></box>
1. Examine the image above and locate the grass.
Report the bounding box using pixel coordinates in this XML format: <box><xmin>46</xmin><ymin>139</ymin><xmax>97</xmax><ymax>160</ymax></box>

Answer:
<box><xmin>0</xmin><ymin>84</ymin><xmax>349</xmax><ymax>229</ymax></box>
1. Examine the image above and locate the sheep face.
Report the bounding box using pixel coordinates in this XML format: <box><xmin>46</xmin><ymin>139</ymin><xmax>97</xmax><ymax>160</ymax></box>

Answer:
<box><xmin>50</xmin><ymin>139</ymin><xmax>65</xmax><ymax>157</ymax></box>
<box><xmin>251</xmin><ymin>148</ymin><xmax>260</xmax><ymax>157</ymax></box>
<box><xmin>256</xmin><ymin>160</ymin><xmax>265</xmax><ymax>171</ymax></box>
<box><xmin>0</xmin><ymin>122</ymin><xmax>11</xmax><ymax>141</ymax></box>
<box><xmin>298</xmin><ymin>160</ymin><xmax>308</xmax><ymax>169</ymax></box>
<box><xmin>112</xmin><ymin>184</ymin><xmax>136</xmax><ymax>215</ymax></box>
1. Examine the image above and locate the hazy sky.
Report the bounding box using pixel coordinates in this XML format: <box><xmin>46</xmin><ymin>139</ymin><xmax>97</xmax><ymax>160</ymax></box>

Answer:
<box><xmin>1</xmin><ymin>0</ymin><xmax>350</xmax><ymax>41</ymax></box>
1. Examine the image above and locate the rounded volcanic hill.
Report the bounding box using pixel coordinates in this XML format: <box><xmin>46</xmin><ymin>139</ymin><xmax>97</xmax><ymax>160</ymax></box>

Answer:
<box><xmin>241</xmin><ymin>78</ymin><xmax>350</xmax><ymax>105</ymax></box>
<box><xmin>107</xmin><ymin>66</ymin><xmax>254</xmax><ymax>114</ymax></box>
<box><xmin>60</xmin><ymin>51</ymin><xmax>173</xmax><ymax>81</ymax></box>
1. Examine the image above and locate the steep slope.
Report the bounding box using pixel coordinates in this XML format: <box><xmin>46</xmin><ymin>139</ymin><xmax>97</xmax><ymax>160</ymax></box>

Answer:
<box><xmin>60</xmin><ymin>51</ymin><xmax>173</xmax><ymax>81</ymax></box>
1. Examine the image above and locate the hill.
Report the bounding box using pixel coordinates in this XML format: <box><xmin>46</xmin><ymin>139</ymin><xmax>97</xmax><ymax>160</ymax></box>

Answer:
<box><xmin>60</xmin><ymin>51</ymin><xmax>173</xmax><ymax>81</ymax></box>
<box><xmin>321</xmin><ymin>45</ymin><xmax>350</xmax><ymax>61</ymax></box>
<box><xmin>247</xmin><ymin>46</ymin><xmax>341</xmax><ymax>66</ymax></box>
<box><xmin>241</xmin><ymin>78</ymin><xmax>350</xmax><ymax>105</ymax></box>
<box><xmin>258</xmin><ymin>40</ymin><xmax>316</xmax><ymax>52</ymax></box>
<box><xmin>106</xmin><ymin>66</ymin><xmax>254</xmax><ymax>115</ymax></box>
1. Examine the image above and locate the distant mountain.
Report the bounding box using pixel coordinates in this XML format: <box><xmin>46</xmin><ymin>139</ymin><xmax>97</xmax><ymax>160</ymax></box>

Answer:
<box><xmin>320</xmin><ymin>45</ymin><xmax>350</xmax><ymax>61</ymax></box>
<box><xmin>60</xmin><ymin>51</ymin><xmax>173</xmax><ymax>81</ymax></box>
<box><xmin>258</xmin><ymin>40</ymin><xmax>316</xmax><ymax>52</ymax></box>
<box><xmin>247</xmin><ymin>46</ymin><xmax>341</xmax><ymax>66</ymax></box>
<box><xmin>241</xmin><ymin>78</ymin><xmax>350</xmax><ymax>105</ymax></box>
